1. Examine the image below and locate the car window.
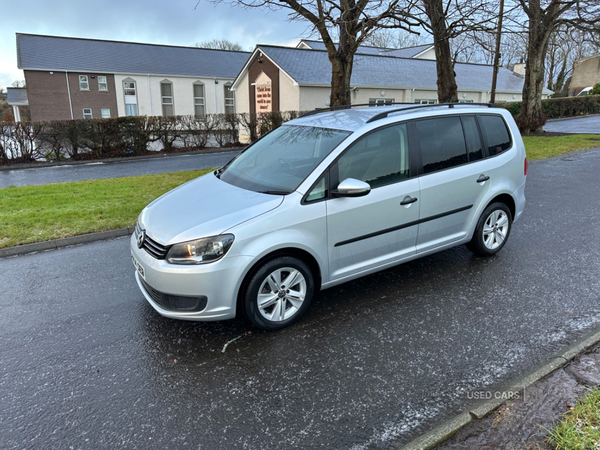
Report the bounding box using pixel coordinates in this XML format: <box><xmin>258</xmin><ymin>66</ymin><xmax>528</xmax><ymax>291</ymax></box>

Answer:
<box><xmin>416</xmin><ymin>117</ymin><xmax>467</xmax><ymax>174</ymax></box>
<box><xmin>219</xmin><ymin>125</ymin><xmax>350</xmax><ymax>194</ymax></box>
<box><xmin>305</xmin><ymin>175</ymin><xmax>327</xmax><ymax>202</ymax></box>
<box><xmin>335</xmin><ymin>123</ymin><xmax>409</xmax><ymax>189</ymax></box>
<box><xmin>479</xmin><ymin>115</ymin><xmax>512</xmax><ymax>156</ymax></box>
<box><xmin>461</xmin><ymin>115</ymin><xmax>483</xmax><ymax>162</ymax></box>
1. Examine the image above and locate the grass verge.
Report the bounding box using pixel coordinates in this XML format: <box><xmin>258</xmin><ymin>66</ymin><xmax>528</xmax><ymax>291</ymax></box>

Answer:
<box><xmin>0</xmin><ymin>169</ymin><xmax>213</xmax><ymax>249</ymax></box>
<box><xmin>522</xmin><ymin>134</ymin><xmax>600</xmax><ymax>160</ymax></box>
<box><xmin>547</xmin><ymin>387</ymin><xmax>600</xmax><ymax>449</ymax></box>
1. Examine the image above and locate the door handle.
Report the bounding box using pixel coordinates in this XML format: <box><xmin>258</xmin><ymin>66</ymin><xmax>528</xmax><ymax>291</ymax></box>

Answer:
<box><xmin>477</xmin><ymin>175</ymin><xmax>490</xmax><ymax>183</ymax></box>
<box><xmin>400</xmin><ymin>196</ymin><xmax>418</xmax><ymax>205</ymax></box>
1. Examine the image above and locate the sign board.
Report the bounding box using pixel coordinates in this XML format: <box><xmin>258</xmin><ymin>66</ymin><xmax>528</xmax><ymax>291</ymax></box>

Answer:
<box><xmin>254</xmin><ymin>72</ymin><xmax>272</xmax><ymax>113</ymax></box>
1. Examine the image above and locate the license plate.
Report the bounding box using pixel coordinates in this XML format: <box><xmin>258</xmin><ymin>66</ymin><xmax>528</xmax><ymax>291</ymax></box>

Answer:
<box><xmin>131</xmin><ymin>251</ymin><xmax>146</xmax><ymax>280</ymax></box>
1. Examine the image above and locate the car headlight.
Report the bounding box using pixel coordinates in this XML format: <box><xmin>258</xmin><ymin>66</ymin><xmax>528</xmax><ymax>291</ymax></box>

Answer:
<box><xmin>166</xmin><ymin>234</ymin><xmax>234</xmax><ymax>265</ymax></box>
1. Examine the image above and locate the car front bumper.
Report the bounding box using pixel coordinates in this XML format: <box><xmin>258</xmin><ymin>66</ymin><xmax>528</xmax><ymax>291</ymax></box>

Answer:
<box><xmin>130</xmin><ymin>233</ymin><xmax>252</xmax><ymax>321</ymax></box>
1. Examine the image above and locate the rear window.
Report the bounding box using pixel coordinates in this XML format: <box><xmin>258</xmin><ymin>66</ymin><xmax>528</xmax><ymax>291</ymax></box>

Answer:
<box><xmin>415</xmin><ymin>117</ymin><xmax>468</xmax><ymax>174</ymax></box>
<box><xmin>479</xmin><ymin>115</ymin><xmax>512</xmax><ymax>156</ymax></box>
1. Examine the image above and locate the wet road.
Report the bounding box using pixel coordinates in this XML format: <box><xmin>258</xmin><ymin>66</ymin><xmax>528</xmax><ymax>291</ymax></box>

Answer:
<box><xmin>543</xmin><ymin>114</ymin><xmax>600</xmax><ymax>134</ymax></box>
<box><xmin>0</xmin><ymin>150</ymin><xmax>240</xmax><ymax>188</ymax></box>
<box><xmin>2</xmin><ymin>148</ymin><xmax>600</xmax><ymax>449</ymax></box>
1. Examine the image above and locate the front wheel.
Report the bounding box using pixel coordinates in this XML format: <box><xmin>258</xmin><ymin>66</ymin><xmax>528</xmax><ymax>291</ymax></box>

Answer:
<box><xmin>243</xmin><ymin>257</ymin><xmax>314</xmax><ymax>330</ymax></box>
<box><xmin>467</xmin><ymin>203</ymin><xmax>512</xmax><ymax>256</ymax></box>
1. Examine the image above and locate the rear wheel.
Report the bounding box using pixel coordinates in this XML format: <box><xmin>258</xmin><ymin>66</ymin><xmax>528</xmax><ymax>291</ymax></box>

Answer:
<box><xmin>243</xmin><ymin>256</ymin><xmax>314</xmax><ymax>330</ymax></box>
<box><xmin>467</xmin><ymin>202</ymin><xmax>512</xmax><ymax>256</ymax></box>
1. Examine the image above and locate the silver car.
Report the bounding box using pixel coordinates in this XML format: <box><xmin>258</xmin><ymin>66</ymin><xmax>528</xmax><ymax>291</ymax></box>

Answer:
<box><xmin>131</xmin><ymin>104</ymin><xmax>527</xmax><ymax>330</ymax></box>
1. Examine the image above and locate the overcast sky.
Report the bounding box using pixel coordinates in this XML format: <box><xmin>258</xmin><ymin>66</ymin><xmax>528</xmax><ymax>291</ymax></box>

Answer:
<box><xmin>1</xmin><ymin>0</ymin><xmax>309</xmax><ymax>89</ymax></box>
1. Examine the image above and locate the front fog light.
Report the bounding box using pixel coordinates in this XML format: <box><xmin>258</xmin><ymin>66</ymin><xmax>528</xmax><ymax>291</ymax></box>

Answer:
<box><xmin>166</xmin><ymin>234</ymin><xmax>234</xmax><ymax>265</ymax></box>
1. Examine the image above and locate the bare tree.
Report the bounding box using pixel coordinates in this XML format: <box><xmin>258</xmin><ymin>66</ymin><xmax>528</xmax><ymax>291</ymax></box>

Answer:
<box><xmin>396</xmin><ymin>0</ymin><xmax>497</xmax><ymax>103</ymax></box>
<box><xmin>511</xmin><ymin>0</ymin><xmax>600</xmax><ymax>133</ymax></box>
<box><xmin>195</xmin><ymin>38</ymin><xmax>246</xmax><ymax>51</ymax></box>
<box><xmin>363</xmin><ymin>28</ymin><xmax>427</xmax><ymax>48</ymax></box>
<box><xmin>11</xmin><ymin>80</ymin><xmax>26</xmax><ymax>88</ymax></box>
<box><xmin>208</xmin><ymin>0</ymin><xmax>419</xmax><ymax>106</ymax></box>
<box><xmin>545</xmin><ymin>28</ymin><xmax>598</xmax><ymax>96</ymax></box>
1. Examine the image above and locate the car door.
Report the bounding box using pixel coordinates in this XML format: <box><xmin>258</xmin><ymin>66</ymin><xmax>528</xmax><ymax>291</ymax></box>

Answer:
<box><xmin>324</xmin><ymin>123</ymin><xmax>421</xmax><ymax>281</ymax></box>
<box><xmin>413</xmin><ymin>115</ymin><xmax>491</xmax><ymax>253</ymax></box>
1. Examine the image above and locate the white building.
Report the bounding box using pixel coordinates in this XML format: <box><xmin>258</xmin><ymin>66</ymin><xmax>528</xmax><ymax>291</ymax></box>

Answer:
<box><xmin>232</xmin><ymin>44</ymin><xmax>552</xmax><ymax>117</ymax></box>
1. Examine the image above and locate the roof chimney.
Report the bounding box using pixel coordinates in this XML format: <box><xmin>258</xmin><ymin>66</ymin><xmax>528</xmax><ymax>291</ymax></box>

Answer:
<box><xmin>513</xmin><ymin>60</ymin><xmax>526</xmax><ymax>76</ymax></box>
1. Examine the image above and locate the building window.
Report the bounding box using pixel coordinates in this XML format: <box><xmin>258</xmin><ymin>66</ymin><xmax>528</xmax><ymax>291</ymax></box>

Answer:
<box><xmin>161</xmin><ymin>82</ymin><xmax>174</xmax><ymax>116</ymax></box>
<box><xmin>83</xmin><ymin>108</ymin><xmax>92</xmax><ymax>119</ymax></box>
<box><xmin>415</xmin><ymin>99</ymin><xmax>436</xmax><ymax>104</ymax></box>
<box><xmin>224</xmin><ymin>83</ymin><xmax>234</xmax><ymax>114</ymax></box>
<box><xmin>194</xmin><ymin>84</ymin><xmax>205</xmax><ymax>116</ymax></box>
<box><xmin>123</xmin><ymin>81</ymin><xmax>138</xmax><ymax>116</ymax></box>
<box><xmin>79</xmin><ymin>75</ymin><xmax>89</xmax><ymax>90</ymax></box>
<box><xmin>98</xmin><ymin>76</ymin><xmax>108</xmax><ymax>91</ymax></box>
<box><xmin>458</xmin><ymin>100</ymin><xmax>474</xmax><ymax>103</ymax></box>
<box><xmin>101</xmin><ymin>108</ymin><xmax>110</xmax><ymax>119</ymax></box>
<box><xmin>369</xmin><ymin>98</ymin><xmax>394</xmax><ymax>106</ymax></box>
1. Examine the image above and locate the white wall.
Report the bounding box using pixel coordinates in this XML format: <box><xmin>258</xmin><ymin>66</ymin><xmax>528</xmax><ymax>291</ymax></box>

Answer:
<box><xmin>279</xmin><ymin>72</ymin><xmax>300</xmax><ymax>112</ymax></box>
<box><xmin>236</xmin><ymin>74</ymin><xmax>250</xmax><ymax>114</ymax></box>
<box><xmin>299</xmin><ymin>86</ymin><xmax>330</xmax><ymax>111</ymax></box>
<box><xmin>495</xmin><ymin>92</ymin><xmax>523</xmax><ymax>102</ymax></box>
<box><xmin>352</xmin><ymin>88</ymin><xmax>407</xmax><ymax>104</ymax></box>
<box><xmin>410</xmin><ymin>89</ymin><xmax>439</xmax><ymax>103</ymax></box>
<box><xmin>114</xmin><ymin>74</ymin><xmax>236</xmax><ymax>117</ymax></box>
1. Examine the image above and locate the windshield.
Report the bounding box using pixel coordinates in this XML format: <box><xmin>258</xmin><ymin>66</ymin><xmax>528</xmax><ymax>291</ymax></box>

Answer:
<box><xmin>219</xmin><ymin>125</ymin><xmax>351</xmax><ymax>194</ymax></box>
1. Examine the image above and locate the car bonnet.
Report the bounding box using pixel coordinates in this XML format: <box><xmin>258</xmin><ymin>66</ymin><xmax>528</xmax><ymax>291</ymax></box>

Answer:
<box><xmin>139</xmin><ymin>172</ymin><xmax>284</xmax><ymax>246</ymax></box>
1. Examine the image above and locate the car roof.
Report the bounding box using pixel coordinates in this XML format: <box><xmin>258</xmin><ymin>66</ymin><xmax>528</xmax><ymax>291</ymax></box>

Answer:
<box><xmin>287</xmin><ymin>103</ymin><xmax>503</xmax><ymax>131</ymax></box>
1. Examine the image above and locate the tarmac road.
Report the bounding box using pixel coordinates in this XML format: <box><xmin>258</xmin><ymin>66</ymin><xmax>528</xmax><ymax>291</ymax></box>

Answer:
<box><xmin>543</xmin><ymin>114</ymin><xmax>600</xmax><ymax>134</ymax></box>
<box><xmin>0</xmin><ymin>150</ymin><xmax>240</xmax><ymax>188</ymax></box>
<box><xmin>1</xmin><ymin>148</ymin><xmax>600</xmax><ymax>449</ymax></box>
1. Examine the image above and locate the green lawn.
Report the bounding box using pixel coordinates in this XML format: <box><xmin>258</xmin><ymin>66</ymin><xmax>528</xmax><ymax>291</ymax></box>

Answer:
<box><xmin>1</xmin><ymin>134</ymin><xmax>600</xmax><ymax>249</ymax></box>
<box><xmin>0</xmin><ymin>169</ymin><xmax>212</xmax><ymax>249</ymax></box>
<box><xmin>522</xmin><ymin>134</ymin><xmax>600</xmax><ymax>160</ymax></box>
<box><xmin>547</xmin><ymin>387</ymin><xmax>600</xmax><ymax>449</ymax></box>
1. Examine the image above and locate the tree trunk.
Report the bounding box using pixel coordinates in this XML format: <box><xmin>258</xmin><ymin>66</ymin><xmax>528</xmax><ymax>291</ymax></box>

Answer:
<box><xmin>423</xmin><ymin>0</ymin><xmax>458</xmax><ymax>103</ymax></box>
<box><xmin>517</xmin><ymin>8</ymin><xmax>552</xmax><ymax>134</ymax></box>
<box><xmin>329</xmin><ymin>54</ymin><xmax>354</xmax><ymax>106</ymax></box>
<box><xmin>327</xmin><ymin>20</ymin><xmax>357</xmax><ymax>107</ymax></box>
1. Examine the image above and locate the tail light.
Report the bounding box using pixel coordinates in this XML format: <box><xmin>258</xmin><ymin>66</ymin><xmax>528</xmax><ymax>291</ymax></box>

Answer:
<box><xmin>524</xmin><ymin>157</ymin><xmax>528</xmax><ymax>176</ymax></box>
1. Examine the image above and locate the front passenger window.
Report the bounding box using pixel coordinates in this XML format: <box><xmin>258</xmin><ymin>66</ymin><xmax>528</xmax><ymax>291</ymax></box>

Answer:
<box><xmin>335</xmin><ymin>124</ymin><xmax>409</xmax><ymax>189</ymax></box>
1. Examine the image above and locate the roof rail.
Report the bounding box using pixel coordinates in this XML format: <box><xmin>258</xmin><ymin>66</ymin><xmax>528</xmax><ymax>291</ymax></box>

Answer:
<box><xmin>365</xmin><ymin>102</ymin><xmax>499</xmax><ymax>123</ymax></box>
<box><xmin>299</xmin><ymin>102</ymin><xmax>414</xmax><ymax>118</ymax></box>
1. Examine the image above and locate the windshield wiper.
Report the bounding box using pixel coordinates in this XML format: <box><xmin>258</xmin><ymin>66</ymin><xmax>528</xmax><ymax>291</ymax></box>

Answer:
<box><xmin>258</xmin><ymin>190</ymin><xmax>290</xmax><ymax>195</ymax></box>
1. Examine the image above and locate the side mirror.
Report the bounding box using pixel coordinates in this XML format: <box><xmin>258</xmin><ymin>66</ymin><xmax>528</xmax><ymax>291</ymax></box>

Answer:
<box><xmin>332</xmin><ymin>178</ymin><xmax>371</xmax><ymax>198</ymax></box>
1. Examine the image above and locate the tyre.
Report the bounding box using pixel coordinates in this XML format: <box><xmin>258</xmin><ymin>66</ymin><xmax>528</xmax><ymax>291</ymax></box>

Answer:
<box><xmin>466</xmin><ymin>202</ymin><xmax>513</xmax><ymax>256</ymax></box>
<box><xmin>243</xmin><ymin>256</ymin><xmax>314</xmax><ymax>330</ymax></box>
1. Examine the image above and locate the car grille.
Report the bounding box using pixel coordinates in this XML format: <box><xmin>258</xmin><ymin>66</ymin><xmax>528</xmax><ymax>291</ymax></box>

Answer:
<box><xmin>136</xmin><ymin>223</ymin><xmax>169</xmax><ymax>259</ymax></box>
<box><xmin>142</xmin><ymin>235</ymin><xmax>169</xmax><ymax>259</ymax></box>
<box><xmin>139</xmin><ymin>278</ymin><xmax>208</xmax><ymax>312</ymax></box>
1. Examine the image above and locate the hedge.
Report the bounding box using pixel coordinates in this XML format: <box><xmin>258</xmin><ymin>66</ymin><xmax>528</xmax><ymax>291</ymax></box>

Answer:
<box><xmin>498</xmin><ymin>95</ymin><xmax>600</xmax><ymax>120</ymax></box>
<box><xmin>0</xmin><ymin>111</ymin><xmax>302</xmax><ymax>164</ymax></box>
